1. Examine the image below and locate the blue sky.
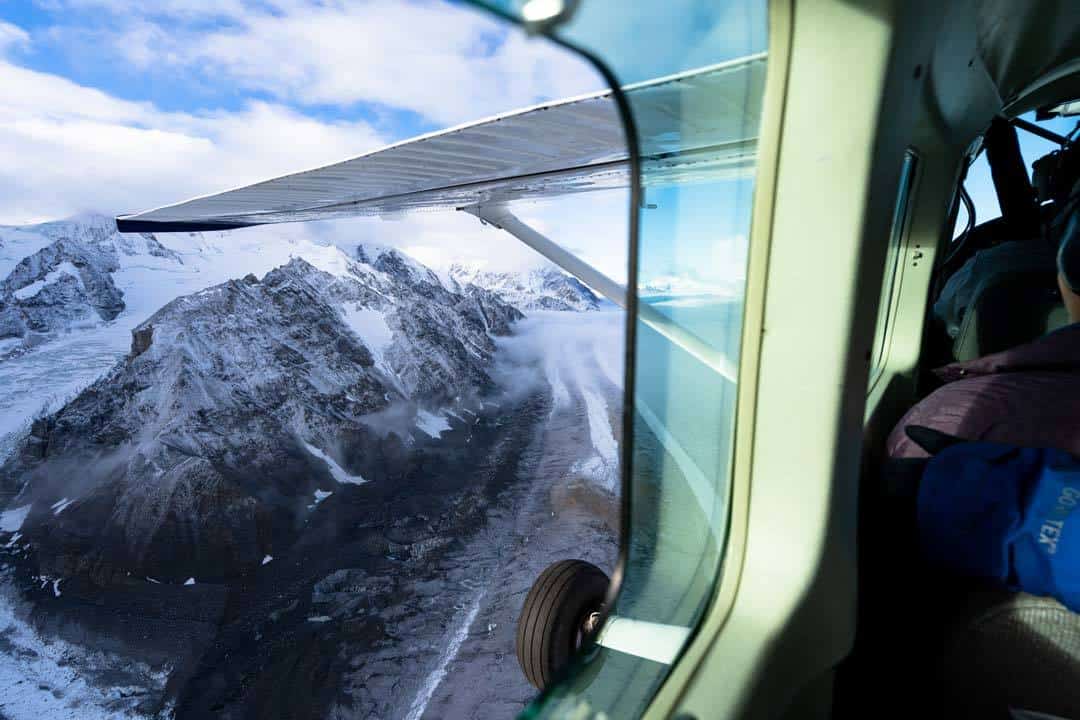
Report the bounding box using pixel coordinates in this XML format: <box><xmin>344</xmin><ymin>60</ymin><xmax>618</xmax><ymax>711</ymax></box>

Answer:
<box><xmin>0</xmin><ymin>0</ymin><xmax>603</xmax><ymax>215</ymax></box>
<box><xmin>0</xmin><ymin>0</ymin><xmax>510</xmax><ymax>137</ymax></box>
<box><xmin>0</xmin><ymin>1</ymin><xmax>601</xmax><ymax>197</ymax></box>
<box><xmin>0</xmin><ymin>1</ymin><xmax>535</xmax><ymax>120</ymax></box>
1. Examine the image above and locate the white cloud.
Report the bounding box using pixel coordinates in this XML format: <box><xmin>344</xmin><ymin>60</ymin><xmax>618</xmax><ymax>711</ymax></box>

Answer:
<box><xmin>38</xmin><ymin>0</ymin><xmax>605</xmax><ymax>127</ymax></box>
<box><xmin>0</xmin><ymin>59</ymin><xmax>384</xmax><ymax>223</ymax></box>
<box><xmin>32</xmin><ymin>0</ymin><xmax>256</xmax><ymax>20</ymax></box>
<box><xmin>0</xmin><ymin>21</ymin><xmax>29</xmax><ymax>52</ymax></box>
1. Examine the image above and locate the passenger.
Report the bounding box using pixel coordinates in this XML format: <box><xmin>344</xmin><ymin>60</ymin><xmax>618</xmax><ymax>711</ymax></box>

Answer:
<box><xmin>887</xmin><ymin>206</ymin><xmax>1080</xmax><ymax>459</ymax></box>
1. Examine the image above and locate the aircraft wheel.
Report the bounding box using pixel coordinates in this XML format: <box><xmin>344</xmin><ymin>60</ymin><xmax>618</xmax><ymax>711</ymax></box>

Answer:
<box><xmin>516</xmin><ymin>559</ymin><xmax>609</xmax><ymax>690</ymax></box>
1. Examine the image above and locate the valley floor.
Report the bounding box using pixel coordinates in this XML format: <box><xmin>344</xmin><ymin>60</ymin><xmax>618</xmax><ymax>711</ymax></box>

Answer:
<box><xmin>412</xmin><ymin>332</ymin><xmax>620</xmax><ymax>720</ymax></box>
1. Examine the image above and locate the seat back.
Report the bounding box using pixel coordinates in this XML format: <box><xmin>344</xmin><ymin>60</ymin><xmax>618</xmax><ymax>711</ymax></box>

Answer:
<box><xmin>942</xmin><ymin>589</ymin><xmax>1080</xmax><ymax>719</ymax></box>
<box><xmin>953</xmin><ymin>270</ymin><xmax>1068</xmax><ymax>362</ymax></box>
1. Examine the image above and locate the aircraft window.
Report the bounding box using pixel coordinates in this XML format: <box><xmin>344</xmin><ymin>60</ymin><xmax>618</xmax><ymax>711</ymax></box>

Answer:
<box><xmin>1015</xmin><ymin>111</ymin><xmax>1080</xmax><ymax>177</ymax></box>
<box><xmin>952</xmin><ymin>112</ymin><xmax>1079</xmax><ymax>240</ymax></box>
<box><xmin>869</xmin><ymin>151</ymin><xmax>918</xmax><ymax>389</ymax></box>
<box><xmin>954</xmin><ymin>150</ymin><xmax>1001</xmax><ymax>238</ymax></box>
<box><xmin>475</xmin><ymin>1</ymin><xmax>770</xmax><ymax>717</ymax></box>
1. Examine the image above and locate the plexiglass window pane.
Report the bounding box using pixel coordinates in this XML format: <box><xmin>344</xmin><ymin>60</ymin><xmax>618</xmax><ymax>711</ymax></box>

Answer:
<box><xmin>473</xmin><ymin>2</ymin><xmax>769</xmax><ymax>717</ymax></box>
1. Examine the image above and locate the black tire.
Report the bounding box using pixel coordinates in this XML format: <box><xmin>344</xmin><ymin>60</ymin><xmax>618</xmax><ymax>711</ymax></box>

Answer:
<box><xmin>516</xmin><ymin>559</ymin><xmax>609</xmax><ymax>691</ymax></box>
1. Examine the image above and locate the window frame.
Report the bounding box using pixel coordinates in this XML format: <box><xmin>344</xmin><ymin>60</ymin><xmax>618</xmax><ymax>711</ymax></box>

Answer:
<box><xmin>641</xmin><ymin>0</ymin><xmax>793</xmax><ymax>715</ymax></box>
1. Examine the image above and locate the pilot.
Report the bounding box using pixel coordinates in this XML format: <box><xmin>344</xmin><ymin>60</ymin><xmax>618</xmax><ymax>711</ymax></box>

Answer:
<box><xmin>887</xmin><ymin>202</ymin><xmax>1080</xmax><ymax>459</ymax></box>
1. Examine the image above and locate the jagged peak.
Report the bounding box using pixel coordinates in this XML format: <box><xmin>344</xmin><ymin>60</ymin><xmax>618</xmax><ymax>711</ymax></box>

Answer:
<box><xmin>354</xmin><ymin>243</ymin><xmax>442</xmax><ymax>287</ymax></box>
<box><xmin>354</xmin><ymin>242</ymin><xmax>412</xmax><ymax>269</ymax></box>
<box><xmin>267</xmin><ymin>255</ymin><xmax>319</xmax><ymax>276</ymax></box>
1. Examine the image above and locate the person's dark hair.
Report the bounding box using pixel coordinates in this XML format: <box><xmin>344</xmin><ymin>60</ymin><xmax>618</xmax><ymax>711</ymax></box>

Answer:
<box><xmin>1059</xmin><ymin>207</ymin><xmax>1080</xmax><ymax>292</ymax></box>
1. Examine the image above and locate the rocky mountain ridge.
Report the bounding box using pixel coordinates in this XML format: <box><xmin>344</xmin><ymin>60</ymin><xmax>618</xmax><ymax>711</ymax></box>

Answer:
<box><xmin>0</xmin><ymin>243</ymin><xmax>522</xmax><ymax>585</ymax></box>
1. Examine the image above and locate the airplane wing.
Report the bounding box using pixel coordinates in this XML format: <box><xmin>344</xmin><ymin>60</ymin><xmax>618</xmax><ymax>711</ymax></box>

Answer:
<box><xmin>117</xmin><ymin>54</ymin><xmax>765</xmax><ymax>387</ymax></box>
<box><xmin>115</xmin><ymin>54</ymin><xmax>765</xmax><ymax>232</ymax></box>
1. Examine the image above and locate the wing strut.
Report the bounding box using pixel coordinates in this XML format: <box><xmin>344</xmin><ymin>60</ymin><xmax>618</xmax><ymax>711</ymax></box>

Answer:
<box><xmin>464</xmin><ymin>204</ymin><xmax>737</xmax><ymax>383</ymax></box>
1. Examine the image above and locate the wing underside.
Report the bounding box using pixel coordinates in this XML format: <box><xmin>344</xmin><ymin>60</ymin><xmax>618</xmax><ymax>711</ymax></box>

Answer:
<box><xmin>116</xmin><ymin>55</ymin><xmax>765</xmax><ymax>232</ymax></box>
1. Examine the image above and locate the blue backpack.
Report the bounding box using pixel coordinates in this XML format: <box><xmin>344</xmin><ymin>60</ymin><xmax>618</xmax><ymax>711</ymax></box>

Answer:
<box><xmin>914</xmin><ymin>430</ymin><xmax>1080</xmax><ymax>611</ymax></box>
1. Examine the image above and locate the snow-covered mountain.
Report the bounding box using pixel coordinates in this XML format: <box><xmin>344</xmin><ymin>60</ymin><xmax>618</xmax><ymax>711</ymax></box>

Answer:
<box><xmin>0</xmin><ymin>214</ymin><xmax>612</xmax><ymax>462</ymax></box>
<box><xmin>0</xmin><ymin>212</ymin><xmax>409</xmax><ymax>312</ymax></box>
<box><xmin>0</xmin><ymin>244</ymin><xmax>521</xmax><ymax>584</ymax></box>
<box><xmin>0</xmin><ymin>214</ymin><xmax>377</xmax><ymax>450</ymax></box>
<box><xmin>447</xmin><ymin>263</ymin><xmax>601</xmax><ymax>312</ymax></box>
<box><xmin>639</xmin><ymin>274</ymin><xmax>744</xmax><ymax>298</ymax></box>
<box><xmin>0</xmin><ymin>216</ymin><xmax>184</xmax><ymax>356</ymax></box>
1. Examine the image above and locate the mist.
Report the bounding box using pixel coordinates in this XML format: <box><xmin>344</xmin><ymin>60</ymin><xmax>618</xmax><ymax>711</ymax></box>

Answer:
<box><xmin>491</xmin><ymin>309</ymin><xmax>625</xmax><ymax>404</ymax></box>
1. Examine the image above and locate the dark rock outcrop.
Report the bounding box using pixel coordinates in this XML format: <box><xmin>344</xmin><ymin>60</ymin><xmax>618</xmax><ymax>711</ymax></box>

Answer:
<box><xmin>130</xmin><ymin>324</ymin><xmax>153</xmax><ymax>357</ymax></box>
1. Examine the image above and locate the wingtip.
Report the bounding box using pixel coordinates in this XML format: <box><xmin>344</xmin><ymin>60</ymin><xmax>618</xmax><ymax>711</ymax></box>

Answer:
<box><xmin>114</xmin><ymin>217</ymin><xmax>254</xmax><ymax>234</ymax></box>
